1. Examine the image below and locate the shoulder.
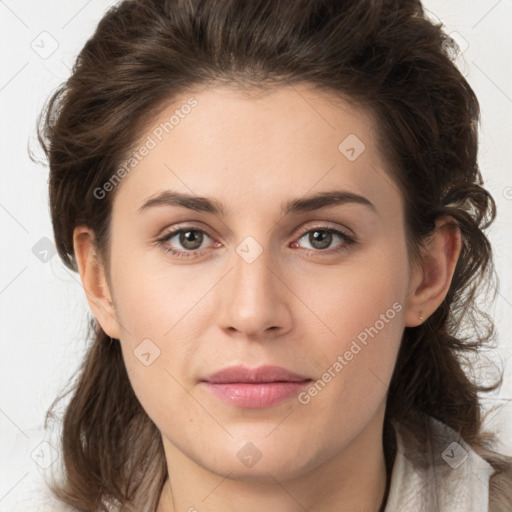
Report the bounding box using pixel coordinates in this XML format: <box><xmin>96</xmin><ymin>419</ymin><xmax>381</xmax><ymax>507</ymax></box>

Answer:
<box><xmin>384</xmin><ymin>415</ymin><xmax>496</xmax><ymax>511</ymax></box>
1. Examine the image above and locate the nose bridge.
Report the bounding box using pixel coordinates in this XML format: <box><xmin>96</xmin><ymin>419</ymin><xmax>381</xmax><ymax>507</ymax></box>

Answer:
<box><xmin>217</xmin><ymin>232</ymin><xmax>290</xmax><ymax>336</ymax></box>
<box><xmin>234</xmin><ymin>235</ymin><xmax>274</xmax><ymax>293</ymax></box>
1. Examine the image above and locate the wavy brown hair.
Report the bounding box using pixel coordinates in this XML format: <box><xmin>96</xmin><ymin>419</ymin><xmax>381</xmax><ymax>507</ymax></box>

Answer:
<box><xmin>37</xmin><ymin>0</ymin><xmax>512</xmax><ymax>510</ymax></box>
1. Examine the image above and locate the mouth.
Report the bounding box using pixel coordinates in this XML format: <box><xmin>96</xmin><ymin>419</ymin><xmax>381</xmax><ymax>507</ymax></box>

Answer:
<box><xmin>200</xmin><ymin>365</ymin><xmax>312</xmax><ymax>408</ymax></box>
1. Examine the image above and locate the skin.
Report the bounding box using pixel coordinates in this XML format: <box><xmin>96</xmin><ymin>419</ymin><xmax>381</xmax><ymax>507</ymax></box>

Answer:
<box><xmin>74</xmin><ymin>83</ymin><xmax>461</xmax><ymax>512</ymax></box>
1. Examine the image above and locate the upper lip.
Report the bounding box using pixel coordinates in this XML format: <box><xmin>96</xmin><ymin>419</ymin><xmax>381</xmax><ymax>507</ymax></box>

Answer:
<box><xmin>202</xmin><ymin>365</ymin><xmax>311</xmax><ymax>384</ymax></box>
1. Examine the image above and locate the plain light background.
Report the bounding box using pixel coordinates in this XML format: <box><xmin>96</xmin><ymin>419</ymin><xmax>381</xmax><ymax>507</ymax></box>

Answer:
<box><xmin>1</xmin><ymin>1</ymin><xmax>511</xmax><ymax>510</ymax></box>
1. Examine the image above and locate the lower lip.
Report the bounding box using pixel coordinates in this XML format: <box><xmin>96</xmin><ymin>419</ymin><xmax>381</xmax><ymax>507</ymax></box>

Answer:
<box><xmin>202</xmin><ymin>381</ymin><xmax>310</xmax><ymax>408</ymax></box>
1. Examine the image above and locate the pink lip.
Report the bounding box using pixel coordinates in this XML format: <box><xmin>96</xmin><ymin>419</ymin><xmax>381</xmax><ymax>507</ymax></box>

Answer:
<box><xmin>201</xmin><ymin>365</ymin><xmax>311</xmax><ymax>408</ymax></box>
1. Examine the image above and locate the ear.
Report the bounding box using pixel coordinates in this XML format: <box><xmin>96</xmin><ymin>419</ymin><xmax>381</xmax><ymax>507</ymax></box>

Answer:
<box><xmin>404</xmin><ymin>216</ymin><xmax>462</xmax><ymax>327</ymax></box>
<box><xmin>73</xmin><ymin>226</ymin><xmax>122</xmax><ymax>339</ymax></box>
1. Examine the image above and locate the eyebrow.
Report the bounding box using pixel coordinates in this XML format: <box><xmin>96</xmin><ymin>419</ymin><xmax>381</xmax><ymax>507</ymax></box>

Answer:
<box><xmin>138</xmin><ymin>189</ymin><xmax>377</xmax><ymax>216</ymax></box>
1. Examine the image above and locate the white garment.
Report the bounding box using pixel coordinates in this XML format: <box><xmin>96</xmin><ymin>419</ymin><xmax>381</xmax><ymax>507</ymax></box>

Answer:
<box><xmin>384</xmin><ymin>416</ymin><xmax>495</xmax><ymax>511</ymax></box>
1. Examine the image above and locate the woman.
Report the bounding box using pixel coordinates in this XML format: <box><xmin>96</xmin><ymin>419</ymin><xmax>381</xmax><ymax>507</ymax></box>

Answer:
<box><xmin>38</xmin><ymin>0</ymin><xmax>512</xmax><ymax>510</ymax></box>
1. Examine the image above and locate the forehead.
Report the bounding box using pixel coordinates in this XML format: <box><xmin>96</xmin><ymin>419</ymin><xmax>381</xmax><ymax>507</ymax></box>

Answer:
<box><xmin>112</xmin><ymin>83</ymin><xmax>401</xmax><ymax>219</ymax></box>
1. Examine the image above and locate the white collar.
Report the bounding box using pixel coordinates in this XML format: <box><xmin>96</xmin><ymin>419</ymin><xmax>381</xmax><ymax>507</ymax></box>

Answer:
<box><xmin>384</xmin><ymin>416</ymin><xmax>495</xmax><ymax>511</ymax></box>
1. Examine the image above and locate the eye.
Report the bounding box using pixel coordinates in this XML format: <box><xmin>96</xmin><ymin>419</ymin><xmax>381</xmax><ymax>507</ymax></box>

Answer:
<box><xmin>156</xmin><ymin>227</ymin><xmax>217</xmax><ymax>259</ymax></box>
<box><xmin>292</xmin><ymin>226</ymin><xmax>355</xmax><ymax>255</ymax></box>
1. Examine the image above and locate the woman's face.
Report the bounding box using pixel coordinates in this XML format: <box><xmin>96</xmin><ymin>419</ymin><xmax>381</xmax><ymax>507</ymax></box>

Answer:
<box><xmin>102</xmin><ymin>84</ymin><xmax>417</xmax><ymax>480</ymax></box>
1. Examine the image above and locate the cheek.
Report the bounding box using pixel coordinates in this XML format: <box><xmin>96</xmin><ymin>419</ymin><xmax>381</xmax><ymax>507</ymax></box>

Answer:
<box><xmin>109</xmin><ymin>256</ymin><xmax>212</xmax><ymax>426</ymax></box>
<box><xmin>294</xmin><ymin>248</ymin><xmax>408</xmax><ymax>402</ymax></box>
<box><xmin>305</xmin><ymin>245</ymin><xmax>407</xmax><ymax>343</ymax></box>
<box><xmin>110</xmin><ymin>251</ymin><xmax>204</xmax><ymax>340</ymax></box>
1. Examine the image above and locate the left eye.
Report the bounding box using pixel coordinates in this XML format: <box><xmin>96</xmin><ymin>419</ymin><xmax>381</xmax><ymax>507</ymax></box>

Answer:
<box><xmin>294</xmin><ymin>228</ymin><xmax>352</xmax><ymax>252</ymax></box>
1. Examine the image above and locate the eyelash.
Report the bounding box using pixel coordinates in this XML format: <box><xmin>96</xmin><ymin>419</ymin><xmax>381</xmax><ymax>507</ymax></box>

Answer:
<box><xmin>155</xmin><ymin>224</ymin><xmax>356</xmax><ymax>260</ymax></box>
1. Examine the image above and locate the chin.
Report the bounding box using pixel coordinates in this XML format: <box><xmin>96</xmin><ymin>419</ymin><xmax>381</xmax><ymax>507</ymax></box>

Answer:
<box><xmin>197</xmin><ymin>439</ymin><xmax>324</xmax><ymax>483</ymax></box>
<box><xmin>206</xmin><ymin>458</ymin><xmax>313</xmax><ymax>483</ymax></box>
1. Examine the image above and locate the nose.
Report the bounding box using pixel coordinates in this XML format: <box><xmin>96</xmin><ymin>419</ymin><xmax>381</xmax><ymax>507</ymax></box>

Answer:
<box><xmin>217</xmin><ymin>241</ymin><xmax>293</xmax><ymax>340</ymax></box>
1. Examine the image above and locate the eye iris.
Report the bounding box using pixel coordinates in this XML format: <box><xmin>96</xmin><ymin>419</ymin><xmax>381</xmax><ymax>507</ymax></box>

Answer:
<box><xmin>310</xmin><ymin>230</ymin><xmax>332</xmax><ymax>249</ymax></box>
<box><xmin>180</xmin><ymin>230</ymin><xmax>203</xmax><ymax>250</ymax></box>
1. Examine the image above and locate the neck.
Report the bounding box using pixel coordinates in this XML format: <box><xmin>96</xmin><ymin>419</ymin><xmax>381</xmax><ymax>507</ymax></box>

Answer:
<box><xmin>157</xmin><ymin>404</ymin><xmax>392</xmax><ymax>512</ymax></box>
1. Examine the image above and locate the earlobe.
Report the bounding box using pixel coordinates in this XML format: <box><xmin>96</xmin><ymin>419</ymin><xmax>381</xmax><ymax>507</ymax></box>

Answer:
<box><xmin>73</xmin><ymin>226</ymin><xmax>122</xmax><ymax>339</ymax></box>
<box><xmin>404</xmin><ymin>216</ymin><xmax>462</xmax><ymax>327</ymax></box>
